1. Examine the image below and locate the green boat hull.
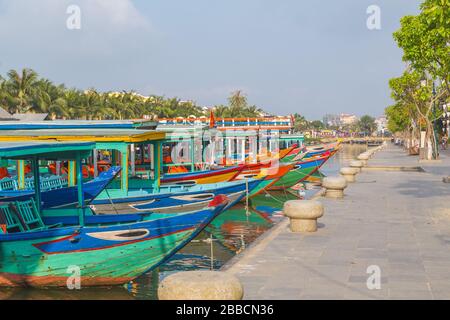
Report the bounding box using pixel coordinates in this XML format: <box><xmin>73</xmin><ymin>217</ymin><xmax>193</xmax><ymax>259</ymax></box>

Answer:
<box><xmin>270</xmin><ymin>166</ymin><xmax>317</xmax><ymax>189</ymax></box>
<box><xmin>0</xmin><ymin>228</ymin><xmax>194</xmax><ymax>287</ymax></box>
<box><xmin>248</xmin><ymin>178</ymin><xmax>276</xmax><ymax>197</ymax></box>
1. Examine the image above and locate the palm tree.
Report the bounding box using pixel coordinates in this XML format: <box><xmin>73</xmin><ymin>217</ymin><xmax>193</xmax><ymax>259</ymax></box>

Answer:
<box><xmin>293</xmin><ymin>113</ymin><xmax>309</xmax><ymax>132</ymax></box>
<box><xmin>80</xmin><ymin>89</ymin><xmax>103</xmax><ymax>120</ymax></box>
<box><xmin>32</xmin><ymin>79</ymin><xmax>69</xmax><ymax>119</ymax></box>
<box><xmin>0</xmin><ymin>76</ymin><xmax>13</xmax><ymax>113</ymax></box>
<box><xmin>6</xmin><ymin>68</ymin><xmax>38</xmax><ymax>114</ymax></box>
<box><xmin>63</xmin><ymin>89</ymin><xmax>85</xmax><ymax>119</ymax></box>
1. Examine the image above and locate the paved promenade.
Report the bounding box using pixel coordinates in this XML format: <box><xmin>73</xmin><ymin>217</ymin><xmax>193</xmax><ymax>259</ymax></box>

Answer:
<box><xmin>223</xmin><ymin>144</ymin><xmax>450</xmax><ymax>299</ymax></box>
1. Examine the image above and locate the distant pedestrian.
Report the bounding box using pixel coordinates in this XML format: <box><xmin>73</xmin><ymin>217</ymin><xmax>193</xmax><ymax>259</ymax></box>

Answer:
<box><xmin>441</xmin><ymin>134</ymin><xmax>448</xmax><ymax>150</ymax></box>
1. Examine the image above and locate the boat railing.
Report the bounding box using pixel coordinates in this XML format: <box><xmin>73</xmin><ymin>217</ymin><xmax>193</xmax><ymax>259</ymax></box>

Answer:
<box><xmin>28</xmin><ymin>175</ymin><xmax>69</xmax><ymax>191</ymax></box>
<box><xmin>0</xmin><ymin>175</ymin><xmax>69</xmax><ymax>192</ymax></box>
<box><xmin>0</xmin><ymin>177</ymin><xmax>19</xmax><ymax>191</ymax></box>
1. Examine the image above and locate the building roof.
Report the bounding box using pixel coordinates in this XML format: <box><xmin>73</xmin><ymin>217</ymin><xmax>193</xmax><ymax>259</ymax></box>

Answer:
<box><xmin>12</xmin><ymin>113</ymin><xmax>49</xmax><ymax>121</ymax></box>
<box><xmin>0</xmin><ymin>107</ymin><xmax>15</xmax><ymax>120</ymax></box>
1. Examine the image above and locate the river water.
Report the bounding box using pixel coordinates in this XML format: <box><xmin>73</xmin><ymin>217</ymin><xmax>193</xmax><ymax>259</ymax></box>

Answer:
<box><xmin>0</xmin><ymin>144</ymin><xmax>367</xmax><ymax>300</ymax></box>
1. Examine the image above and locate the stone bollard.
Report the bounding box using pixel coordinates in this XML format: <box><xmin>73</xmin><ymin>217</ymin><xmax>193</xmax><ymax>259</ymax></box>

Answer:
<box><xmin>322</xmin><ymin>176</ymin><xmax>347</xmax><ymax>198</ymax></box>
<box><xmin>340</xmin><ymin>167</ymin><xmax>359</xmax><ymax>183</ymax></box>
<box><xmin>158</xmin><ymin>271</ymin><xmax>243</xmax><ymax>300</ymax></box>
<box><xmin>357</xmin><ymin>153</ymin><xmax>370</xmax><ymax>166</ymax></box>
<box><xmin>283</xmin><ymin>200</ymin><xmax>324</xmax><ymax>232</ymax></box>
<box><xmin>350</xmin><ymin>160</ymin><xmax>364</xmax><ymax>172</ymax></box>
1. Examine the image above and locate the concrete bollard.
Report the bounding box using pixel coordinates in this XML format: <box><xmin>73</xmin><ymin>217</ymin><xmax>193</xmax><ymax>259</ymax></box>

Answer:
<box><xmin>158</xmin><ymin>271</ymin><xmax>243</xmax><ymax>300</ymax></box>
<box><xmin>357</xmin><ymin>153</ymin><xmax>370</xmax><ymax>166</ymax></box>
<box><xmin>322</xmin><ymin>176</ymin><xmax>347</xmax><ymax>198</ymax></box>
<box><xmin>350</xmin><ymin>160</ymin><xmax>364</xmax><ymax>172</ymax></box>
<box><xmin>283</xmin><ymin>200</ymin><xmax>324</xmax><ymax>232</ymax></box>
<box><xmin>340</xmin><ymin>167</ymin><xmax>359</xmax><ymax>183</ymax></box>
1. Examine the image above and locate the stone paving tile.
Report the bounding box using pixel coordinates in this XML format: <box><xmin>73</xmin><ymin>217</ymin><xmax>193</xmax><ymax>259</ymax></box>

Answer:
<box><xmin>226</xmin><ymin>146</ymin><xmax>450</xmax><ymax>300</ymax></box>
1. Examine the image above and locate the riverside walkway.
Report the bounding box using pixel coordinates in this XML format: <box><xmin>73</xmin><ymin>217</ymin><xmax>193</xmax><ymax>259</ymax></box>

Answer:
<box><xmin>223</xmin><ymin>144</ymin><xmax>450</xmax><ymax>299</ymax></box>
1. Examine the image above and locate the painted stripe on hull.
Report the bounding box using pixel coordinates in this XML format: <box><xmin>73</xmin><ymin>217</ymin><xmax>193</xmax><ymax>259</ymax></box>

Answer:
<box><xmin>0</xmin><ymin>200</ymin><xmax>228</xmax><ymax>287</ymax></box>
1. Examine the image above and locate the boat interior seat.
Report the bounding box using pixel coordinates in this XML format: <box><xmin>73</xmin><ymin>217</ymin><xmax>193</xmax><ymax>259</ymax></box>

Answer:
<box><xmin>0</xmin><ymin>203</ymin><xmax>24</xmax><ymax>233</ymax></box>
<box><xmin>13</xmin><ymin>199</ymin><xmax>62</xmax><ymax>231</ymax></box>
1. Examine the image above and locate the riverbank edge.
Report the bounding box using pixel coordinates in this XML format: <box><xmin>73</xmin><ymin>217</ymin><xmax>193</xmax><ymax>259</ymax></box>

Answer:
<box><xmin>221</xmin><ymin>187</ymin><xmax>325</xmax><ymax>274</ymax></box>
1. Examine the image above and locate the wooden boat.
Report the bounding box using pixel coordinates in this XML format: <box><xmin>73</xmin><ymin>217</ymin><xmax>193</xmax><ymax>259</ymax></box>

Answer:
<box><xmin>304</xmin><ymin>170</ymin><xmax>325</xmax><ymax>183</ymax></box>
<box><xmin>280</xmin><ymin>146</ymin><xmax>307</xmax><ymax>163</ymax></box>
<box><xmin>0</xmin><ymin>141</ymin><xmax>230</xmax><ymax>287</ymax></box>
<box><xmin>91</xmin><ymin>178</ymin><xmax>262</xmax><ymax>214</ymax></box>
<box><xmin>0</xmin><ymin>129</ymin><xmax>262</xmax><ymax>214</ymax></box>
<box><xmin>0</xmin><ymin>166</ymin><xmax>121</xmax><ymax>209</ymax></box>
<box><xmin>235</xmin><ymin>163</ymin><xmax>295</xmax><ymax>197</ymax></box>
<box><xmin>303</xmin><ymin>142</ymin><xmax>340</xmax><ymax>158</ymax></box>
<box><xmin>248</xmin><ymin>144</ymin><xmax>297</xmax><ymax>164</ymax></box>
<box><xmin>160</xmin><ymin>165</ymin><xmax>243</xmax><ymax>185</ymax></box>
<box><xmin>269</xmin><ymin>154</ymin><xmax>329</xmax><ymax>190</ymax></box>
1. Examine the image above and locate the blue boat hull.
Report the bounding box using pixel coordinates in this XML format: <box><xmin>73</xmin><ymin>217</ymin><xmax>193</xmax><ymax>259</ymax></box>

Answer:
<box><xmin>91</xmin><ymin>179</ymin><xmax>262</xmax><ymax>215</ymax></box>
<box><xmin>0</xmin><ymin>167</ymin><xmax>121</xmax><ymax>209</ymax></box>
<box><xmin>0</xmin><ymin>195</ymin><xmax>229</xmax><ymax>287</ymax></box>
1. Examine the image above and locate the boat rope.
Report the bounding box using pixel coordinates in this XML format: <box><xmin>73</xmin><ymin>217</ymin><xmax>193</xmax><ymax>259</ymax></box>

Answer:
<box><xmin>104</xmin><ymin>188</ymin><xmax>119</xmax><ymax>215</ymax></box>
<box><xmin>245</xmin><ymin>179</ymin><xmax>250</xmax><ymax>216</ymax></box>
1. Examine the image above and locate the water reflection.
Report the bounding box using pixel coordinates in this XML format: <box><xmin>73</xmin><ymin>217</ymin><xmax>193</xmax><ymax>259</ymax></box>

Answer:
<box><xmin>0</xmin><ymin>144</ymin><xmax>365</xmax><ymax>300</ymax></box>
<box><xmin>0</xmin><ymin>286</ymin><xmax>135</xmax><ymax>300</ymax></box>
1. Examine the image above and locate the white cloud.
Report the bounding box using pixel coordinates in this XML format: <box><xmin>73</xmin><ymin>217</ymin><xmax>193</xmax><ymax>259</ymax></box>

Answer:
<box><xmin>0</xmin><ymin>0</ymin><xmax>158</xmax><ymax>82</ymax></box>
<box><xmin>0</xmin><ymin>0</ymin><xmax>154</xmax><ymax>55</ymax></box>
<box><xmin>0</xmin><ymin>0</ymin><xmax>151</xmax><ymax>32</ymax></box>
<box><xmin>82</xmin><ymin>0</ymin><xmax>150</xmax><ymax>29</ymax></box>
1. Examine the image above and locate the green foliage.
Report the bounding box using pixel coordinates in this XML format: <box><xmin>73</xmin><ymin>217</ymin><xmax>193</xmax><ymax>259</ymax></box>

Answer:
<box><xmin>357</xmin><ymin>115</ymin><xmax>377</xmax><ymax>135</ymax></box>
<box><xmin>393</xmin><ymin>0</ymin><xmax>449</xmax><ymax>92</ymax></box>
<box><xmin>388</xmin><ymin>0</ymin><xmax>449</xmax><ymax>143</ymax></box>
<box><xmin>310</xmin><ymin>120</ymin><xmax>325</xmax><ymax>130</ymax></box>
<box><xmin>385</xmin><ymin>103</ymin><xmax>411</xmax><ymax>133</ymax></box>
<box><xmin>212</xmin><ymin>90</ymin><xmax>263</xmax><ymax>118</ymax></box>
<box><xmin>0</xmin><ymin>68</ymin><xmax>213</xmax><ymax>120</ymax></box>
<box><xmin>292</xmin><ymin>113</ymin><xmax>308</xmax><ymax>132</ymax></box>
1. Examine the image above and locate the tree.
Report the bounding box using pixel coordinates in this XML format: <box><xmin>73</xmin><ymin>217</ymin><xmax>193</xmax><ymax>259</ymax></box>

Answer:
<box><xmin>5</xmin><ymin>68</ymin><xmax>38</xmax><ymax>114</ymax></box>
<box><xmin>0</xmin><ymin>69</ymin><xmax>266</xmax><ymax>121</ymax></box>
<box><xmin>394</xmin><ymin>0</ymin><xmax>450</xmax><ymax>95</ymax></box>
<box><xmin>385</xmin><ymin>102</ymin><xmax>411</xmax><ymax>134</ymax></box>
<box><xmin>358</xmin><ymin>115</ymin><xmax>377</xmax><ymax>135</ymax></box>
<box><xmin>292</xmin><ymin>113</ymin><xmax>309</xmax><ymax>132</ymax></box>
<box><xmin>390</xmin><ymin>0</ymin><xmax>450</xmax><ymax>159</ymax></box>
<box><xmin>388</xmin><ymin>69</ymin><xmax>445</xmax><ymax>158</ymax></box>
<box><xmin>213</xmin><ymin>90</ymin><xmax>263</xmax><ymax>118</ymax></box>
<box><xmin>310</xmin><ymin>120</ymin><xmax>325</xmax><ymax>130</ymax></box>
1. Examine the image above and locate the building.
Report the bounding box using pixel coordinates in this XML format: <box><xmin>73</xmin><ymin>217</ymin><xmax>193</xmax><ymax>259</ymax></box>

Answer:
<box><xmin>323</xmin><ymin>114</ymin><xmax>340</xmax><ymax>127</ymax></box>
<box><xmin>0</xmin><ymin>107</ymin><xmax>48</xmax><ymax>121</ymax></box>
<box><xmin>339</xmin><ymin>113</ymin><xmax>358</xmax><ymax>126</ymax></box>
<box><xmin>375</xmin><ymin>115</ymin><xmax>387</xmax><ymax>133</ymax></box>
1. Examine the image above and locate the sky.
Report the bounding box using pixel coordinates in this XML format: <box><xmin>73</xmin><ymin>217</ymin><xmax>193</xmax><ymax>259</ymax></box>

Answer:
<box><xmin>0</xmin><ymin>0</ymin><xmax>423</xmax><ymax>119</ymax></box>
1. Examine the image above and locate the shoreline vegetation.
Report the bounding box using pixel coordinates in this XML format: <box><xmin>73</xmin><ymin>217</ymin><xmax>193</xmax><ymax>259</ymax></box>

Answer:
<box><xmin>0</xmin><ymin>69</ymin><xmax>265</xmax><ymax>120</ymax></box>
<box><xmin>385</xmin><ymin>0</ymin><xmax>449</xmax><ymax>160</ymax></box>
<box><xmin>0</xmin><ymin>69</ymin><xmax>378</xmax><ymax>136</ymax></box>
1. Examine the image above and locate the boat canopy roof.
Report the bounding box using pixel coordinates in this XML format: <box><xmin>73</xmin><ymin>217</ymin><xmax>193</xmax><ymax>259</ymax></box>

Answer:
<box><xmin>280</xmin><ymin>134</ymin><xmax>304</xmax><ymax>140</ymax></box>
<box><xmin>0</xmin><ymin>129</ymin><xmax>165</xmax><ymax>143</ymax></box>
<box><xmin>157</xmin><ymin>124</ymin><xmax>217</xmax><ymax>140</ymax></box>
<box><xmin>0</xmin><ymin>141</ymin><xmax>95</xmax><ymax>160</ymax></box>
<box><xmin>0</xmin><ymin>119</ymin><xmax>157</xmax><ymax>130</ymax></box>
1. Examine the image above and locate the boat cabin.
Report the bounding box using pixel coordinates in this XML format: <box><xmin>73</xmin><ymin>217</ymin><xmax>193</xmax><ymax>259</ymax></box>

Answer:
<box><xmin>0</xmin><ymin>129</ymin><xmax>166</xmax><ymax>199</ymax></box>
<box><xmin>0</xmin><ymin>141</ymin><xmax>97</xmax><ymax>232</ymax></box>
